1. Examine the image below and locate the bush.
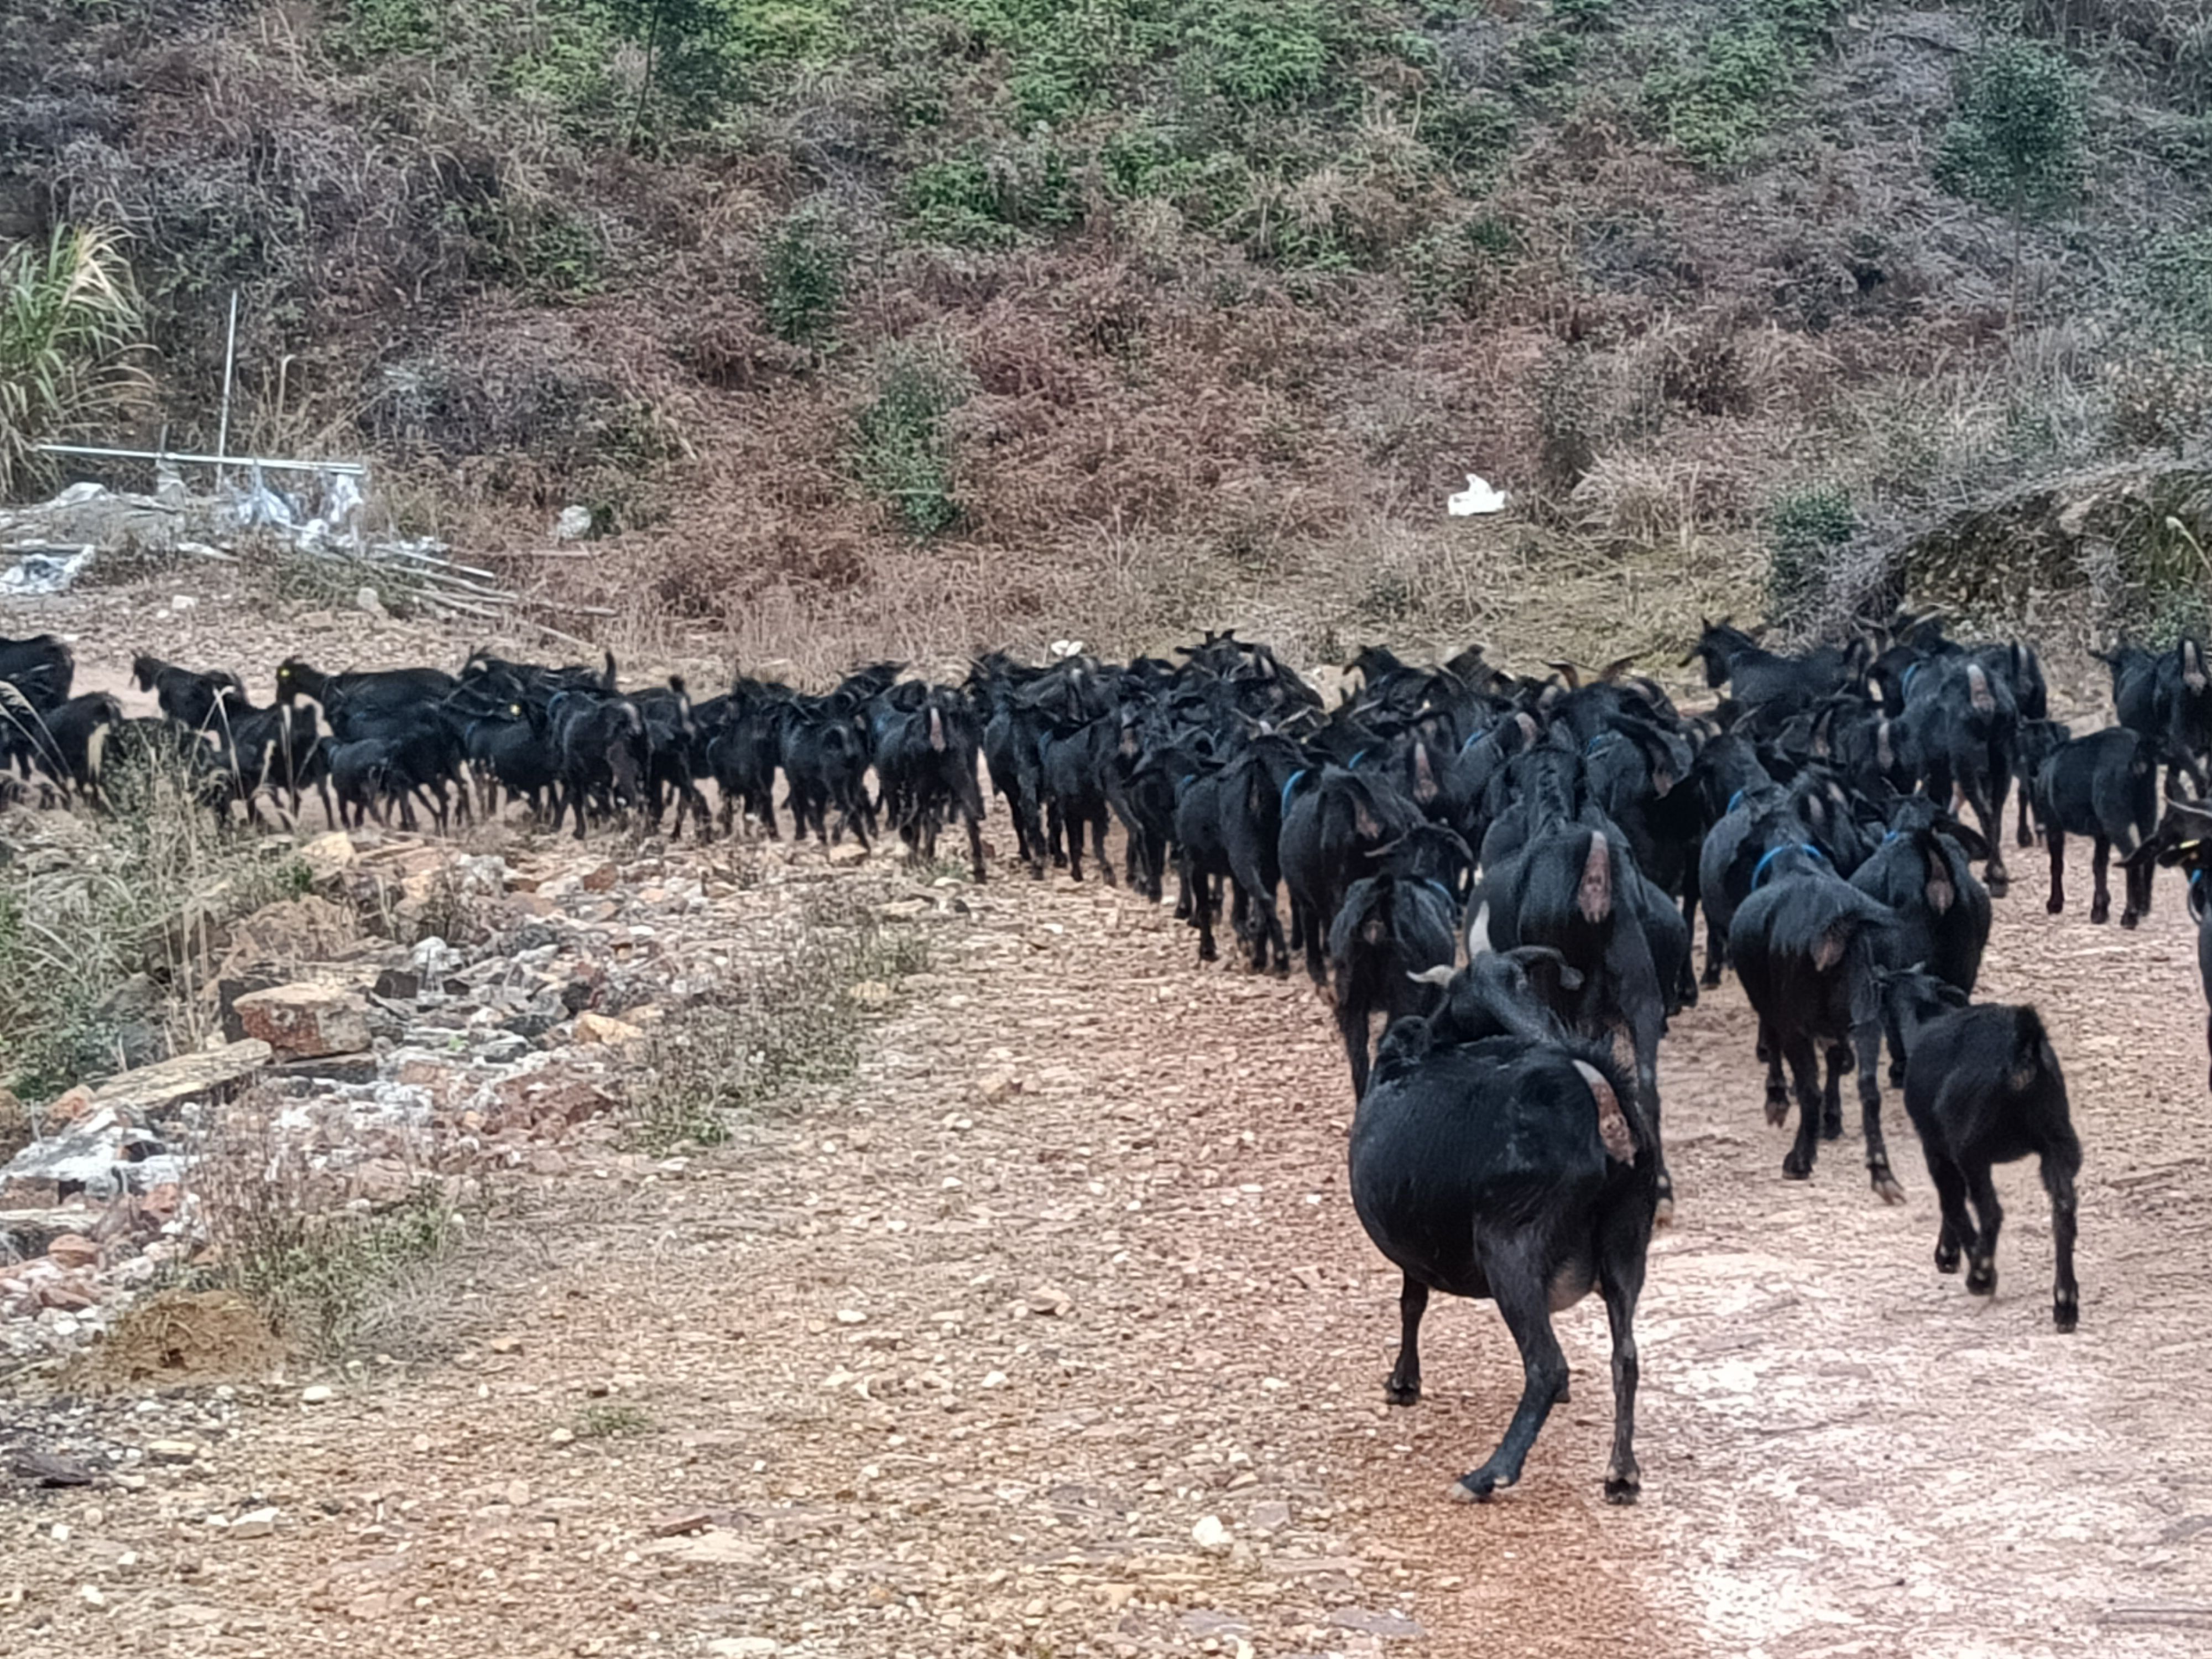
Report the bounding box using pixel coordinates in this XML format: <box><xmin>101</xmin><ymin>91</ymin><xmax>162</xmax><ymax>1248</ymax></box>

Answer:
<box><xmin>762</xmin><ymin>207</ymin><xmax>848</xmax><ymax>349</ymax></box>
<box><xmin>1642</xmin><ymin>0</ymin><xmax>1841</xmax><ymax>167</ymax></box>
<box><xmin>0</xmin><ymin>740</ymin><xmax>310</xmax><ymax>1103</ymax></box>
<box><xmin>1187</xmin><ymin>0</ymin><xmax>1335</xmax><ymax>108</ymax></box>
<box><xmin>1935</xmin><ymin>35</ymin><xmax>2086</xmax><ymax>218</ymax></box>
<box><xmin>852</xmin><ymin>341</ymin><xmax>972</xmax><ymax>536</ymax></box>
<box><xmin>1766</xmin><ymin>482</ymin><xmax>1859</xmax><ymax>621</ymax></box>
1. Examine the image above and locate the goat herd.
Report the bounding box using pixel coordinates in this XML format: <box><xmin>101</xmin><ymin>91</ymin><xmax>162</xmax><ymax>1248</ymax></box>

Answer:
<box><xmin>4</xmin><ymin>615</ymin><xmax>2212</xmax><ymax>1505</ymax></box>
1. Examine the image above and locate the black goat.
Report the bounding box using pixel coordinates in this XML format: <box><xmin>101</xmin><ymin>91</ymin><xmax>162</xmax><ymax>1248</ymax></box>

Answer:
<box><xmin>2031</xmin><ymin>725</ymin><xmax>2158</xmax><ymax>926</ymax></box>
<box><xmin>1728</xmin><ymin>843</ymin><xmax>1905</xmax><ymax>1201</ymax></box>
<box><xmin>1880</xmin><ymin>967</ymin><xmax>2081</xmax><ymax>1331</ymax></box>
<box><xmin>1324</xmin><ymin>826</ymin><xmax>1469</xmax><ymax>1098</ymax></box>
<box><xmin>0</xmin><ymin>632</ymin><xmax>74</xmax><ymax>713</ymax></box>
<box><xmin>1350</xmin><ymin>1027</ymin><xmax>1657</xmax><ymax>1503</ymax></box>
<box><xmin>131</xmin><ymin>655</ymin><xmax>246</xmax><ymax>729</ymax></box>
<box><xmin>1469</xmin><ymin>820</ymin><xmax>1674</xmax><ymax>1218</ymax></box>
<box><xmin>876</xmin><ymin>688</ymin><xmax>989</xmax><ymax>881</ymax></box>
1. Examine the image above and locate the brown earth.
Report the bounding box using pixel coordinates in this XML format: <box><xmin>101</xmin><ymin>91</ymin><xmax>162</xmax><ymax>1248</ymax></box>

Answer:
<box><xmin>5</xmin><ymin>582</ymin><xmax>2212</xmax><ymax>1657</ymax></box>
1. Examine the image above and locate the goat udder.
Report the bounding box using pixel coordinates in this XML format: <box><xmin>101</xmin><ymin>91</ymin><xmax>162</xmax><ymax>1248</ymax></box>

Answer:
<box><xmin>927</xmin><ymin>706</ymin><xmax>945</xmax><ymax>752</ymax></box>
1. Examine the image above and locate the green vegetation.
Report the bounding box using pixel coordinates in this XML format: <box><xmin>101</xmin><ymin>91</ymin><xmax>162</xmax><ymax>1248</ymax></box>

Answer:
<box><xmin>0</xmin><ymin>738</ymin><xmax>311</xmax><ymax>1103</ymax></box>
<box><xmin>0</xmin><ymin>225</ymin><xmax>145</xmax><ymax>495</ymax></box>
<box><xmin>6</xmin><ymin>0</ymin><xmax>2209</xmax><ymax>648</ymax></box>
<box><xmin>852</xmin><ymin>342</ymin><xmax>972</xmax><ymax>537</ymax></box>
<box><xmin>1766</xmin><ymin>483</ymin><xmax>1859</xmax><ymax>623</ymax></box>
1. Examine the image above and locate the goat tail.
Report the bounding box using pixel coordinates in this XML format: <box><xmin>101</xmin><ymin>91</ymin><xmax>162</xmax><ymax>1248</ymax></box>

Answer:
<box><xmin>2004</xmin><ymin>1005</ymin><xmax>2054</xmax><ymax>1093</ymax></box>
<box><xmin>1966</xmin><ymin>661</ymin><xmax>1995</xmax><ymax>714</ymax></box>
<box><xmin>1328</xmin><ymin>877</ymin><xmax>1391</xmax><ymax>962</ymax></box>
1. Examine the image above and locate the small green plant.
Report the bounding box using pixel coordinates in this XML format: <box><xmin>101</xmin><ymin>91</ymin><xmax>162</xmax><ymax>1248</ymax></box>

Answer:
<box><xmin>1187</xmin><ymin>1</ymin><xmax>1335</xmax><ymax>108</ymax></box>
<box><xmin>1936</xmin><ymin>34</ymin><xmax>2085</xmax><ymax>322</ymax></box>
<box><xmin>576</xmin><ymin>1401</ymin><xmax>656</xmax><ymax>1438</ymax></box>
<box><xmin>762</xmin><ymin>208</ymin><xmax>848</xmax><ymax>349</ymax></box>
<box><xmin>1642</xmin><ymin>0</ymin><xmax>1841</xmax><ymax>166</ymax></box>
<box><xmin>851</xmin><ymin>342</ymin><xmax>972</xmax><ymax>538</ymax></box>
<box><xmin>0</xmin><ymin>225</ymin><xmax>147</xmax><ymax>496</ymax></box>
<box><xmin>1512</xmin><ymin>30</ymin><xmax>1584</xmax><ymax>90</ymax></box>
<box><xmin>1766</xmin><ymin>482</ymin><xmax>1859</xmax><ymax>622</ymax></box>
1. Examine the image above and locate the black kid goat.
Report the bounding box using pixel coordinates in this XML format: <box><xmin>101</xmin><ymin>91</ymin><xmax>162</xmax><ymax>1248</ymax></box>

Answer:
<box><xmin>1880</xmin><ymin>967</ymin><xmax>2081</xmax><ymax>1331</ymax></box>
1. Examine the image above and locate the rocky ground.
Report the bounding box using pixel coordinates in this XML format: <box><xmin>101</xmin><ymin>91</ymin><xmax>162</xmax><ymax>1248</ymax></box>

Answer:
<box><xmin>3</xmin><ymin>575</ymin><xmax>2212</xmax><ymax>1657</ymax></box>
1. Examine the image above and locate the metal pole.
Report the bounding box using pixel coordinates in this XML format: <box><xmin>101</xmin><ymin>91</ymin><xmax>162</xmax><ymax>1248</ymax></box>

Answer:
<box><xmin>215</xmin><ymin>290</ymin><xmax>239</xmax><ymax>489</ymax></box>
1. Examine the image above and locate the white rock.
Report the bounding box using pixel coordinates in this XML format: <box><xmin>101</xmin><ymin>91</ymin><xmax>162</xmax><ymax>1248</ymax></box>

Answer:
<box><xmin>1447</xmin><ymin>473</ymin><xmax>1509</xmax><ymax>516</ymax></box>
<box><xmin>79</xmin><ymin>1585</ymin><xmax>107</xmax><ymax>1608</ymax></box>
<box><xmin>300</xmin><ymin>1385</ymin><xmax>333</xmax><ymax>1405</ymax></box>
<box><xmin>227</xmin><ymin>1507</ymin><xmax>279</xmax><ymax>1539</ymax></box>
<box><xmin>1191</xmin><ymin>1514</ymin><xmax>1232</xmax><ymax>1553</ymax></box>
<box><xmin>356</xmin><ymin>585</ymin><xmax>388</xmax><ymax>619</ymax></box>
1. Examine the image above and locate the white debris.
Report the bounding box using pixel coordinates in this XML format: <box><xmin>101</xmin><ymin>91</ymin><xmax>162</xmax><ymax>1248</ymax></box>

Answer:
<box><xmin>1447</xmin><ymin>473</ymin><xmax>1509</xmax><ymax>516</ymax></box>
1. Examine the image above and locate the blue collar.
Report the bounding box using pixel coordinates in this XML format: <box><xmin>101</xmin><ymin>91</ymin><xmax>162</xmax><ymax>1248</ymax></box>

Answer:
<box><xmin>1901</xmin><ymin>661</ymin><xmax>1922</xmax><ymax>692</ymax></box>
<box><xmin>1726</xmin><ymin>788</ymin><xmax>1745</xmax><ymax>815</ymax></box>
<box><xmin>1280</xmin><ymin>768</ymin><xmax>1310</xmax><ymax>816</ymax></box>
<box><xmin>1347</xmin><ymin>749</ymin><xmax>1368</xmax><ymax>770</ymax></box>
<box><xmin>1418</xmin><ymin>878</ymin><xmax>1458</xmax><ymax>904</ymax></box>
<box><xmin>1752</xmin><ymin>842</ymin><xmax>1827</xmax><ymax>890</ymax></box>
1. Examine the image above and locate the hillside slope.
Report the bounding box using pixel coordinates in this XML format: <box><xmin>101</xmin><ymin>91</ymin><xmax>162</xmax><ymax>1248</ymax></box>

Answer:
<box><xmin>4</xmin><ymin>0</ymin><xmax>2209</xmax><ymax>668</ymax></box>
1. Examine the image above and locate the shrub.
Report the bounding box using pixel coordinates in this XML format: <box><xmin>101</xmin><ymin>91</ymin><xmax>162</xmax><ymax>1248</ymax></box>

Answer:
<box><xmin>1935</xmin><ymin>35</ymin><xmax>2086</xmax><ymax>223</ymax></box>
<box><xmin>1642</xmin><ymin>0</ymin><xmax>1842</xmax><ymax>167</ymax></box>
<box><xmin>1766</xmin><ymin>482</ymin><xmax>1859</xmax><ymax>622</ymax></box>
<box><xmin>0</xmin><ymin>739</ymin><xmax>310</xmax><ymax>1103</ymax></box>
<box><xmin>763</xmin><ymin>208</ymin><xmax>848</xmax><ymax>349</ymax></box>
<box><xmin>1186</xmin><ymin>0</ymin><xmax>1335</xmax><ymax>108</ymax></box>
<box><xmin>852</xmin><ymin>341</ymin><xmax>972</xmax><ymax>536</ymax></box>
<box><xmin>904</xmin><ymin>139</ymin><xmax>1081</xmax><ymax>249</ymax></box>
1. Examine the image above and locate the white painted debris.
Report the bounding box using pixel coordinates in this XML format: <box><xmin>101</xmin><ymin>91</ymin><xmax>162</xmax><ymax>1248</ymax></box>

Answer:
<box><xmin>1447</xmin><ymin>473</ymin><xmax>1509</xmax><ymax>516</ymax></box>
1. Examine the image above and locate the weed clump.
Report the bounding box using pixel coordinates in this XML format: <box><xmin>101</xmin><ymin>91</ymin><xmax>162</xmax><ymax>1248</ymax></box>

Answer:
<box><xmin>628</xmin><ymin>892</ymin><xmax>927</xmax><ymax>1151</ymax></box>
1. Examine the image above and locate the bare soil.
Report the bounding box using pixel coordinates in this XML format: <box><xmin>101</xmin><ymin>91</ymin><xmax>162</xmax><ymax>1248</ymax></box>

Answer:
<box><xmin>6</xmin><ymin>581</ymin><xmax>2212</xmax><ymax>1657</ymax></box>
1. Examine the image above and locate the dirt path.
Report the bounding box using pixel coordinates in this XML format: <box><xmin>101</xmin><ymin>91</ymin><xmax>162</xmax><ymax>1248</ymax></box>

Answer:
<box><xmin>6</xmin><ymin>578</ymin><xmax>2212</xmax><ymax>1655</ymax></box>
<box><xmin>5</xmin><ymin>827</ymin><xmax>2212</xmax><ymax>1658</ymax></box>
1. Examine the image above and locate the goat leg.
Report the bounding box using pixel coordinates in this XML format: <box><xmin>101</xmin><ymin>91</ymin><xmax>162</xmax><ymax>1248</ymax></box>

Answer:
<box><xmin>2090</xmin><ymin>835</ymin><xmax>2113</xmax><ymax>924</ymax></box>
<box><xmin>2044</xmin><ymin>1152</ymin><xmax>2079</xmax><ymax>1332</ymax></box>
<box><xmin>1926</xmin><ymin>1152</ymin><xmax>1974</xmax><ymax>1274</ymax></box>
<box><xmin>1598</xmin><ymin>1213</ymin><xmax>1648</xmax><ymax>1505</ymax></box>
<box><xmin>1448</xmin><ymin>1245</ymin><xmax>1568</xmax><ymax>1503</ymax></box>
<box><xmin>1385</xmin><ymin>1276</ymin><xmax>1427</xmax><ymax>1406</ymax></box>
<box><xmin>1854</xmin><ymin>999</ymin><xmax>1904</xmax><ymax>1204</ymax></box>
<box><xmin>2046</xmin><ymin>828</ymin><xmax>2067</xmax><ymax>914</ymax></box>
<box><xmin>1963</xmin><ymin>1164</ymin><xmax>2004</xmax><ymax>1293</ymax></box>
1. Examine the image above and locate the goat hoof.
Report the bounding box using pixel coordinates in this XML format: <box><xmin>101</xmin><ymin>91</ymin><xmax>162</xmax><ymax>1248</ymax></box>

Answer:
<box><xmin>1385</xmin><ymin>1379</ymin><xmax>1421</xmax><ymax>1408</ymax></box>
<box><xmin>1820</xmin><ymin>1113</ymin><xmax>1843</xmax><ymax>1142</ymax></box>
<box><xmin>1781</xmin><ymin>1152</ymin><xmax>1813</xmax><ymax>1181</ymax></box>
<box><xmin>2121</xmin><ymin>910</ymin><xmax>2141</xmax><ymax>930</ymax></box>
<box><xmin>1447</xmin><ymin>1471</ymin><xmax>1501</xmax><ymax>1504</ymax></box>
<box><xmin>1653</xmin><ymin>1192</ymin><xmax>1675</xmax><ymax>1229</ymax></box>
<box><xmin>1985</xmin><ymin>871</ymin><xmax>2009</xmax><ymax>898</ymax></box>
<box><xmin>2046</xmin><ymin>896</ymin><xmax>2064</xmax><ymax>915</ymax></box>
<box><xmin>1935</xmin><ymin>1246</ymin><xmax>1961</xmax><ymax>1275</ymax></box>
<box><xmin>2089</xmin><ymin>905</ymin><xmax>2110</xmax><ymax>925</ymax></box>
<box><xmin>1966</xmin><ymin>1262</ymin><xmax>1996</xmax><ymax>1295</ymax></box>
<box><xmin>1872</xmin><ymin>1171</ymin><xmax>1906</xmax><ymax>1206</ymax></box>
<box><xmin>1604</xmin><ymin>1468</ymin><xmax>1641</xmax><ymax>1505</ymax></box>
<box><xmin>2053</xmin><ymin>1292</ymin><xmax>2078</xmax><ymax>1333</ymax></box>
<box><xmin>1700</xmin><ymin>969</ymin><xmax>1724</xmax><ymax>990</ymax></box>
<box><xmin>1764</xmin><ymin>1095</ymin><xmax>1790</xmax><ymax>1128</ymax></box>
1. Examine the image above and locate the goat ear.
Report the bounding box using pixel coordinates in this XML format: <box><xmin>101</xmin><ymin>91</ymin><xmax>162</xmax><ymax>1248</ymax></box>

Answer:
<box><xmin>1924</xmin><ymin>848</ymin><xmax>1956</xmax><ymax>915</ymax></box>
<box><xmin>1405</xmin><ymin>965</ymin><xmax>1457</xmax><ymax>987</ymax></box>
